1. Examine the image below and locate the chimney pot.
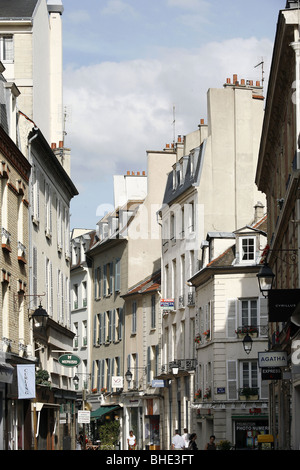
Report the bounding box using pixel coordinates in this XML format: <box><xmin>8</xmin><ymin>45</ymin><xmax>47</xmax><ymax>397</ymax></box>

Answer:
<box><xmin>200</xmin><ymin>119</ymin><xmax>205</xmax><ymax>125</ymax></box>
<box><xmin>241</xmin><ymin>79</ymin><xmax>245</xmax><ymax>85</ymax></box>
<box><xmin>59</xmin><ymin>140</ymin><xmax>63</xmax><ymax>148</ymax></box>
<box><xmin>226</xmin><ymin>78</ymin><xmax>231</xmax><ymax>84</ymax></box>
<box><xmin>233</xmin><ymin>74</ymin><xmax>238</xmax><ymax>84</ymax></box>
<box><xmin>256</xmin><ymin>81</ymin><xmax>260</xmax><ymax>87</ymax></box>
<box><xmin>51</xmin><ymin>143</ymin><xmax>56</xmax><ymax>149</ymax></box>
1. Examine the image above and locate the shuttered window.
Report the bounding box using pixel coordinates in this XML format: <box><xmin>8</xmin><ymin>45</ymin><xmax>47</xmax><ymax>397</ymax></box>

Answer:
<box><xmin>227</xmin><ymin>360</ymin><xmax>237</xmax><ymax>400</ymax></box>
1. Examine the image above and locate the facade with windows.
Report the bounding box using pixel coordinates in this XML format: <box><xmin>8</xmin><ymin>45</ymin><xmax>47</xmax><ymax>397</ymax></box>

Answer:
<box><xmin>255</xmin><ymin>1</ymin><xmax>300</xmax><ymax>450</ymax></box>
<box><xmin>158</xmin><ymin>77</ymin><xmax>265</xmax><ymax>448</ymax></box>
<box><xmin>70</xmin><ymin>229</ymin><xmax>95</xmax><ymax>393</ymax></box>
<box><xmin>122</xmin><ymin>270</ymin><xmax>162</xmax><ymax>450</ymax></box>
<box><xmin>189</xmin><ymin>216</ymin><xmax>269</xmax><ymax>449</ymax></box>
<box><xmin>0</xmin><ymin>62</ymin><xmax>32</xmax><ymax>450</ymax></box>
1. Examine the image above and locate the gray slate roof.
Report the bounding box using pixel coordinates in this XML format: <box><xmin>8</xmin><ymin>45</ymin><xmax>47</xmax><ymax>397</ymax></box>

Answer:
<box><xmin>162</xmin><ymin>139</ymin><xmax>206</xmax><ymax>206</ymax></box>
<box><xmin>0</xmin><ymin>0</ymin><xmax>39</xmax><ymax>19</ymax></box>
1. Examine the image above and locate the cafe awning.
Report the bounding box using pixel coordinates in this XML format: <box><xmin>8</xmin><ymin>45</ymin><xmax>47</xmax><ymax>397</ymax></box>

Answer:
<box><xmin>91</xmin><ymin>405</ymin><xmax>120</xmax><ymax>420</ymax></box>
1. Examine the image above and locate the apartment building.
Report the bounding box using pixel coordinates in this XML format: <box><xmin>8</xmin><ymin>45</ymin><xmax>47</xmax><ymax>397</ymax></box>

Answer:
<box><xmin>70</xmin><ymin>229</ymin><xmax>95</xmax><ymax>393</ymax></box>
<box><xmin>189</xmin><ymin>214</ymin><xmax>269</xmax><ymax>449</ymax></box>
<box><xmin>157</xmin><ymin>77</ymin><xmax>266</xmax><ymax>448</ymax></box>
<box><xmin>255</xmin><ymin>0</ymin><xmax>300</xmax><ymax>449</ymax></box>
<box><xmin>0</xmin><ymin>62</ymin><xmax>32</xmax><ymax>450</ymax></box>
<box><xmin>0</xmin><ymin>1</ymin><xmax>79</xmax><ymax>450</ymax></box>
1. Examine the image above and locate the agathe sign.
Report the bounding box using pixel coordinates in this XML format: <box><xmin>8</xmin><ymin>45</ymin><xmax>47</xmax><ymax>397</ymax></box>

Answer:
<box><xmin>58</xmin><ymin>354</ymin><xmax>81</xmax><ymax>367</ymax></box>
<box><xmin>258</xmin><ymin>351</ymin><xmax>287</xmax><ymax>368</ymax></box>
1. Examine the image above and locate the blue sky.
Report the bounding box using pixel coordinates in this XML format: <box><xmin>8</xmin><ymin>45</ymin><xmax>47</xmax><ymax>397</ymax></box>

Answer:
<box><xmin>61</xmin><ymin>0</ymin><xmax>284</xmax><ymax>230</ymax></box>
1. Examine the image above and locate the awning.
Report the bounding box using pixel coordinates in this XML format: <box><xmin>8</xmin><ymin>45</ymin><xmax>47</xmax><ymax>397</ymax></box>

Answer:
<box><xmin>91</xmin><ymin>405</ymin><xmax>120</xmax><ymax>420</ymax></box>
<box><xmin>0</xmin><ymin>362</ymin><xmax>14</xmax><ymax>384</ymax></box>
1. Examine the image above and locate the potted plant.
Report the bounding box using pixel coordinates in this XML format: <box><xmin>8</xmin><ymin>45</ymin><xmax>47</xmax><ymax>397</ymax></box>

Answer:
<box><xmin>239</xmin><ymin>387</ymin><xmax>259</xmax><ymax>400</ymax></box>
<box><xmin>217</xmin><ymin>440</ymin><xmax>232</xmax><ymax>450</ymax></box>
<box><xmin>203</xmin><ymin>387</ymin><xmax>211</xmax><ymax>399</ymax></box>
<box><xmin>203</xmin><ymin>330</ymin><xmax>210</xmax><ymax>340</ymax></box>
<box><xmin>194</xmin><ymin>334</ymin><xmax>201</xmax><ymax>344</ymax></box>
<box><xmin>194</xmin><ymin>388</ymin><xmax>202</xmax><ymax>400</ymax></box>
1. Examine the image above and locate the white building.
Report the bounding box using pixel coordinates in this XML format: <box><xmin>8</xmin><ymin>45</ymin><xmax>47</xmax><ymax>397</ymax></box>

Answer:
<box><xmin>0</xmin><ymin>0</ymin><xmax>79</xmax><ymax>449</ymax></box>
<box><xmin>157</xmin><ymin>76</ymin><xmax>266</xmax><ymax>449</ymax></box>
<box><xmin>189</xmin><ymin>215</ymin><xmax>269</xmax><ymax>450</ymax></box>
<box><xmin>70</xmin><ymin>229</ymin><xmax>95</xmax><ymax>392</ymax></box>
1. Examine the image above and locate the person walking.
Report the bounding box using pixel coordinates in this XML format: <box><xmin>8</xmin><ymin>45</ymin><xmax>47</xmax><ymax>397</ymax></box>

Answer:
<box><xmin>182</xmin><ymin>428</ymin><xmax>190</xmax><ymax>449</ymax></box>
<box><xmin>127</xmin><ymin>430</ymin><xmax>136</xmax><ymax>450</ymax></box>
<box><xmin>188</xmin><ymin>433</ymin><xmax>198</xmax><ymax>451</ymax></box>
<box><xmin>171</xmin><ymin>429</ymin><xmax>185</xmax><ymax>450</ymax></box>
<box><xmin>204</xmin><ymin>435</ymin><xmax>216</xmax><ymax>450</ymax></box>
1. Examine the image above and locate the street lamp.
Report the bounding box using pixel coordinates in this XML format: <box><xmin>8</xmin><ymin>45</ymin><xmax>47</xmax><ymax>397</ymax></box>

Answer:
<box><xmin>125</xmin><ymin>369</ymin><xmax>133</xmax><ymax>387</ymax></box>
<box><xmin>257</xmin><ymin>261</ymin><xmax>275</xmax><ymax>298</ymax></box>
<box><xmin>171</xmin><ymin>364</ymin><xmax>179</xmax><ymax>375</ymax></box>
<box><xmin>242</xmin><ymin>333</ymin><xmax>253</xmax><ymax>355</ymax></box>
<box><xmin>31</xmin><ymin>303</ymin><xmax>49</xmax><ymax>329</ymax></box>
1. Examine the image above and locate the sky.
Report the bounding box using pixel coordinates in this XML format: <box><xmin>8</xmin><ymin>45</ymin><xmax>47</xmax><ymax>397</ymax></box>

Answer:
<box><xmin>61</xmin><ymin>0</ymin><xmax>284</xmax><ymax>230</ymax></box>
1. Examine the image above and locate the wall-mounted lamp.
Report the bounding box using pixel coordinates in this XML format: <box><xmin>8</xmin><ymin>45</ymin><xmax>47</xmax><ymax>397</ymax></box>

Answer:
<box><xmin>257</xmin><ymin>261</ymin><xmax>275</xmax><ymax>298</ymax></box>
<box><xmin>242</xmin><ymin>333</ymin><xmax>253</xmax><ymax>355</ymax></box>
<box><xmin>31</xmin><ymin>303</ymin><xmax>49</xmax><ymax>329</ymax></box>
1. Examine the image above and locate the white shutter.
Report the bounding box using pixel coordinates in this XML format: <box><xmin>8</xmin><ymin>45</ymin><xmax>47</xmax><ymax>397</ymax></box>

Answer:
<box><xmin>259</xmin><ymin>297</ymin><xmax>268</xmax><ymax>337</ymax></box>
<box><xmin>227</xmin><ymin>299</ymin><xmax>237</xmax><ymax>338</ymax></box>
<box><xmin>227</xmin><ymin>360</ymin><xmax>238</xmax><ymax>400</ymax></box>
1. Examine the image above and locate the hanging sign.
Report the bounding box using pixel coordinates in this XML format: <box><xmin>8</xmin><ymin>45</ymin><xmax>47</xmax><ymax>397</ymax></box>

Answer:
<box><xmin>78</xmin><ymin>410</ymin><xmax>90</xmax><ymax>424</ymax></box>
<box><xmin>17</xmin><ymin>364</ymin><xmax>36</xmax><ymax>399</ymax></box>
<box><xmin>58</xmin><ymin>354</ymin><xmax>81</xmax><ymax>367</ymax></box>
<box><xmin>258</xmin><ymin>351</ymin><xmax>287</xmax><ymax>368</ymax></box>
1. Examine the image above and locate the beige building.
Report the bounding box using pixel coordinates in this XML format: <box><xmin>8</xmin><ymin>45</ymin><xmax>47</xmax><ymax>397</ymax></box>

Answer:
<box><xmin>0</xmin><ymin>1</ymin><xmax>79</xmax><ymax>450</ymax></box>
<box><xmin>87</xmin><ymin>148</ymin><xmax>175</xmax><ymax>449</ymax></box>
<box><xmin>158</xmin><ymin>76</ymin><xmax>266</xmax><ymax>449</ymax></box>
<box><xmin>256</xmin><ymin>1</ymin><xmax>300</xmax><ymax>450</ymax></box>
<box><xmin>189</xmin><ymin>215</ymin><xmax>269</xmax><ymax>450</ymax></box>
<box><xmin>0</xmin><ymin>62</ymin><xmax>32</xmax><ymax>450</ymax></box>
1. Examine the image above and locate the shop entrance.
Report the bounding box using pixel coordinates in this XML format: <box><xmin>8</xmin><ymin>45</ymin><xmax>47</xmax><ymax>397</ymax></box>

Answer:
<box><xmin>235</xmin><ymin>419</ymin><xmax>269</xmax><ymax>449</ymax></box>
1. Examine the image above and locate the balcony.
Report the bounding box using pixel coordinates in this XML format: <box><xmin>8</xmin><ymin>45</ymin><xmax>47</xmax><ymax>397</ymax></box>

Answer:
<box><xmin>156</xmin><ymin>359</ymin><xmax>197</xmax><ymax>378</ymax></box>
<box><xmin>239</xmin><ymin>387</ymin><xmax>259</xmax><ymax>400</ymax></box>
<box><xmin>235</xmin><ymin>325</ymin><xmax>268</xmax><ymax>338</ymax></box>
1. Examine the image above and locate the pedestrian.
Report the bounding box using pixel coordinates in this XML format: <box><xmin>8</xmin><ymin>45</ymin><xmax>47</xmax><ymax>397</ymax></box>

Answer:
<box><xmin>188</xmin><ymin>433</ymin><xmax>198</xmax><ymax>451</ymax></box>
<box><xmin>204</xmin><ymin>435</ymin><xmax>216</xmax><ymax>450</ymax></box>
<box><xmin>171</xmin><ymin>429</ymin><xmax>185</xmax><ymax>450</ymax></box>
<box><xmin>127</xmin><ymin>430</ymin><xmax>136</xmax><ymax>450</ymax></box>
<box><xmin>182</xmin><ymin>428</ymin><xmax>190</xmax><ymax>448</ymax></box>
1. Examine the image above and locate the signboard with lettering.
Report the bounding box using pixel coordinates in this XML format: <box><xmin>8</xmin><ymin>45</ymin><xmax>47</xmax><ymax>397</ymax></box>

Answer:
<box><xmin>152</xmin><ymin>380</ymin><xmax>165</xmax><ymax>388</ymax></box>
<box><xmin>112</xmin><ymin>376</ymin><xmax>123</xmax><ymax>389</ymax></box>
<box><xmin>258</xmin><ymin>351</ymin><xmax>287</xmax><ymax>368</ymax></box>
<box><xmin>261</xmin><ymin>367</ymin><xmax>282</xmax><ymax>380</ymax></box>
<box><xmin>268</xmin><ymin>289</ymin><xmax>300</xmax><ymax>322</ymax></box>
<box><xmin>78</xmin><ymin>410</ymin><xmax>90</xmax><ymax>424</ymax></box>
<box><xmin>58</xmin><ymin>354</ymin><xmax>81</xmax><ymax>367</ymax></box>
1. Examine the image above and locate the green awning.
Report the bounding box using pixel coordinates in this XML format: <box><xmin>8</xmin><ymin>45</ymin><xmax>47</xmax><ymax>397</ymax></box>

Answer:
<box><xmin>91</xmin><ymin>405</ymin><xmax>120</xmax><ymax>420</ymax></box>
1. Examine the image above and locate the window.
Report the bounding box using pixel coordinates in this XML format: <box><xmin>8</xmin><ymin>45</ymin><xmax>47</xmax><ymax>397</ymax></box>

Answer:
<box><xmin>94</xmin><ymin>267</ymin><xmax>101</xmax><ymax>299</ymax></box>
<box><xmin>82</xmin><ymin>281</ymin><xmax>87</xmax><ymax>307</ymax></box>
<box><xmin>103</xmin><ymin>262</ymin><xmax>113</xmax><ymax>295</ymax></box>
<box><xmin>132</xmin><ymin>301</ymin><xmax>137</xmax><ymax>334</ymax></box>
<box><xmin>241</xmin><ymin>299</ymin><xmax>258</xmax><ymax>328</ymax></box>
<box><xmin>170</xmin><ymin>212</ymin><xmax>176</xmax><ymax>241</ymax></box>
<box><xmin>240</xmin><ymin>361</ymin><xmax>258</xmax><ymax>390</ymax></box>
<box><xmin>115</xmin><ymin>258</ymin><xmax>121</xmax><ymax>292</ymax></box>
<box><xmin>0</xmin><ymin>36</ymin><xmax>13</xmax><ymax>62</ymax></box>
<box><xmin>73</xmin><ymin>284</ymin><xmax>78</xmax><ymax>310</ymax></box>
<box><xmin>240</xmin><ymin>237</ymin><xmax>255</xmax><ymax>262</ymax></box>
<box><xmin>151</xmin><ymin>295</ymin><xmax>156</xmax><ymax>329</ymax></box>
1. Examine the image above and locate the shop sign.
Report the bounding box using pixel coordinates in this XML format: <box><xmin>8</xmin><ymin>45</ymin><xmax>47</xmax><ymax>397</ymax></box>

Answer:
<box><xmin>112</xmin><ymin>376</ymin><xmax>123</xmax><ymax>389</ymax></box>
<box><xmin>217</xmin><ymin>387</ymin><xmax>225</xmax><ymax>394</ymax></box>
<box><xmin>58</xmin><ymin>354</ymin><xmax>81</xmax><ymax>367</ymax></box>
<box><xmin>261</xmin><ymin>367</ymin><xmax>282</xmax><ymax>380</ymax></box>
<box><xmin>268</xmin><ymin>289</ymin><xmax>300</xmax><ymax>322</ymax></box>
<box><xmin>160</xmin><ymin>299</ymin><xmax>175</xmax><ymax>315</ymax></box>
<box><xmin>258</xmin><ymin>351</ymin><xmax>287</xmax><ymax>368</ymax></box>
<box><xmin>78</xmin><ymin>410</ymin><xmax>90</xmax><ymax>424</ymax></box>
<box><xmin>152</xmin><ymin>380</ymin><xmax>165</xmax><ymax>388</ymax></box>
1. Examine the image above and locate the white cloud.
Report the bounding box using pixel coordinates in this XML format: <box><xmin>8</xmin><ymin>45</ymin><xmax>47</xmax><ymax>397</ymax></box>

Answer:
<box><xmin>101</xmin><ymin>0</ymin><xmax>138</xmax><ymax>18</ymax></box>
<box><xmin>64</xmin><ymin>36</ymin><xmax>273</xmax><ymax>199</ymax></box>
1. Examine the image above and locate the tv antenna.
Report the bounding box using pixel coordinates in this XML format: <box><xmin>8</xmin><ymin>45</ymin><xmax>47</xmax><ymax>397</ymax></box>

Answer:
<box><xmin>254</xmin><ymin>58</ymin><xmax>265</xmax><ymax>93</ymax></box>
<box><xmin>172</xmin><ymin>105</ymin><xmax>176</xmax><ymax>145</ymax></box>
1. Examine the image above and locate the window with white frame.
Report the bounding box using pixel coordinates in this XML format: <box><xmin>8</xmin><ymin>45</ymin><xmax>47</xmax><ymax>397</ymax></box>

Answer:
<box><xmin>132</xmin><ymin>301</ymin><xmax>137</xmax><ymax>334</ymax></box>
<box><xmin>240</xmin><ymin>299</ymin><xmax>258</xmax><ymax>328</ymax></box>
<box><xmin>0</xmin><ymin>36</ymin><xmax>13</xmax><ymax>62</ymax></box>
<box><xmin>240</xmin><ymin>236</ymin><xmax>255</xmax><ymax>263</ymax></box>
<box><xmin>240</xmin><ymin>361</ymin><xmax>258</xmax><ymax>392</ymax></box>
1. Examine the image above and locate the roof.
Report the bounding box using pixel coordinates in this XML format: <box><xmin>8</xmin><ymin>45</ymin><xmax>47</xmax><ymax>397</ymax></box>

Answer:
<box><xmin>0</xmin><ymin>0</ymin><xmax>39</xmax><ymax>19</ymax></box>
<box><xmin>122</xmin><ymin>270</ymin><xmax>161</xmax><ymax>298</ymax></box>
<box><xmin>162</xmin><ymin>140</ymin><xmax>206</xmax><ymax>206</ymax></box>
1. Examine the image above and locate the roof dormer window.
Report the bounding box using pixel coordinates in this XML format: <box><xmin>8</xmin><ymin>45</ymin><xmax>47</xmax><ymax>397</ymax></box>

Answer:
<box><xmin>240</xmin><ymin>236</ymin><xmax>256</xmax><ymax>263</ymax></box>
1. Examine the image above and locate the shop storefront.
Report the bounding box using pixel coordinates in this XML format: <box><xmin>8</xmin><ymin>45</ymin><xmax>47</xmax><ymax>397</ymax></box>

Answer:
<box><xmin>233</xmin><ymin>416</ymin><xmax>269</xmax><ymax>449</ymax></box>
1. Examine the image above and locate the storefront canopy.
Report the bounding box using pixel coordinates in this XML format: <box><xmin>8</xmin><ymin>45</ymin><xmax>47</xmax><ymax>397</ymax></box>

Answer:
<box><xmin>91</xmin><ymin>405</ymin><xmax>120</xmax><ymax>420</ymax></box>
